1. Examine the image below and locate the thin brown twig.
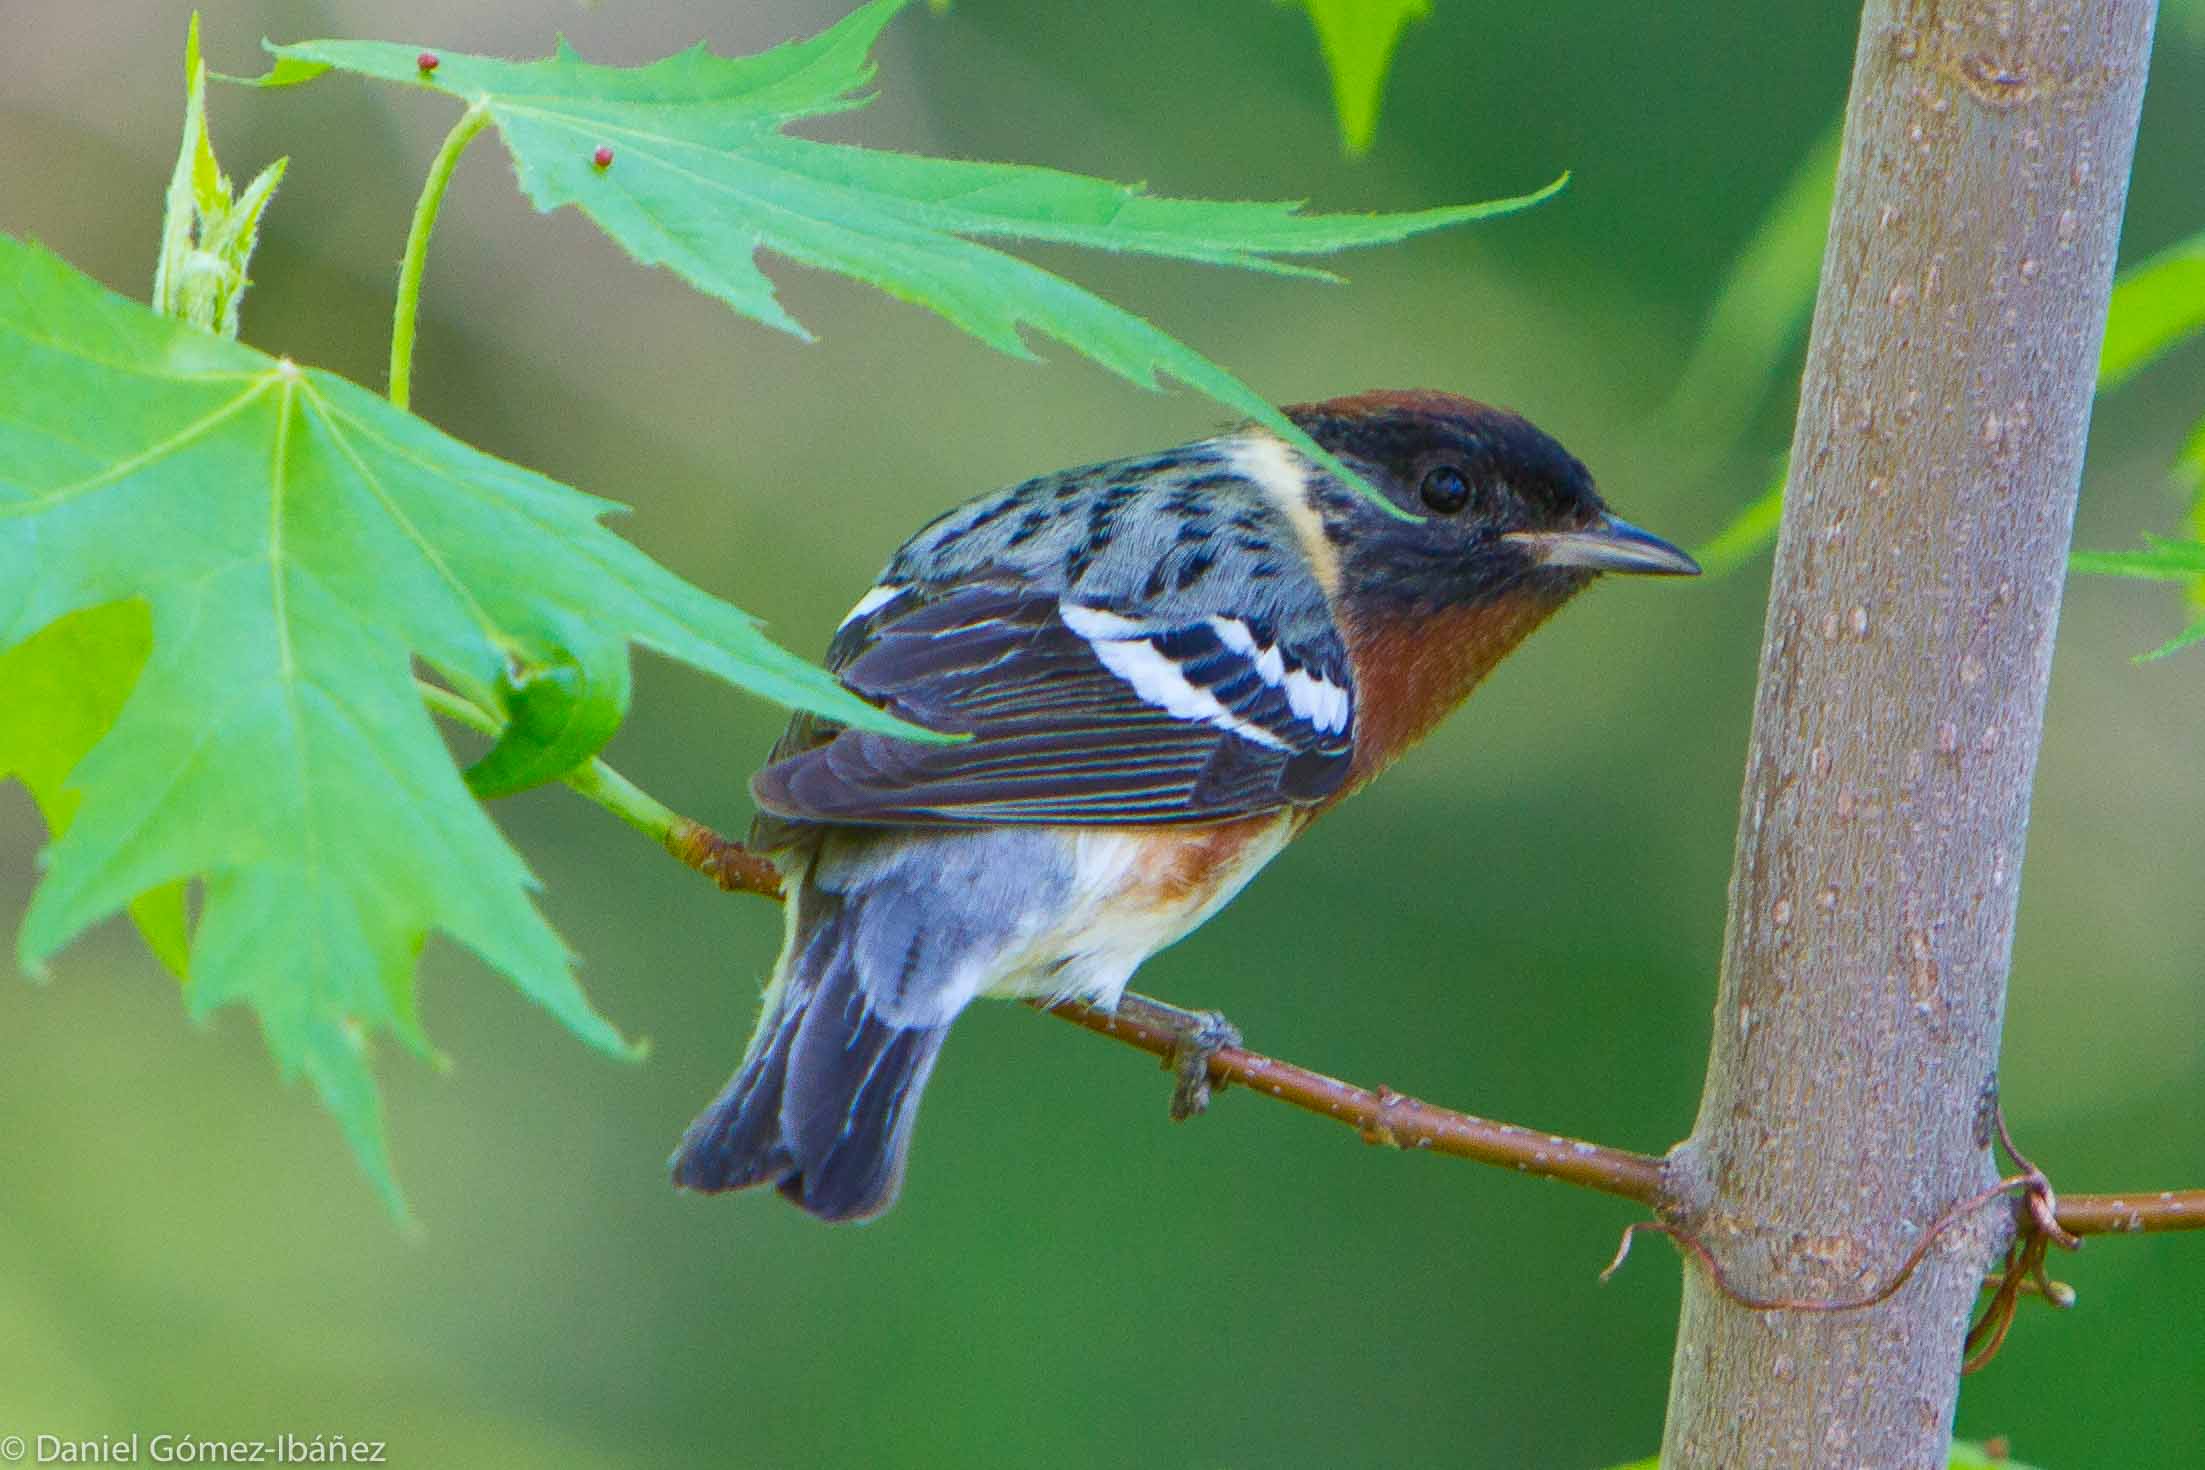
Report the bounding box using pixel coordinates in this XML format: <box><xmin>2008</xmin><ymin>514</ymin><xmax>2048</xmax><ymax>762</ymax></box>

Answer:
<box><xmin>655</xmin><ymin>825</ymin><xmax>2205</xmax><ymax>1239</ymax></box>
<box><xmin>1037</xmin><ymin>998</ymin><xmax>2204</xmax><ymax>1235</ymax></box>
<box><xmin>2048</xmin><ymin>1190</ymin><xmax>2205</xmax><ymax>1235</ymax></box>
<box><xmin>666</xmin><ymin>818</ymin><xmax>784</xmax><ymax>898</ymax></box>
<box><xmin>1964</xmin><ymin>1233</ymin><xmax>2047</xmax><ymax>1373</ymax></box>
<box><xmin>1039</xmin><ymin>996</ymin><xmax>1669</xmax><ymax>1205</ymax></box>
<box><xmin>1991</xmin><ymin>1103</ymin><xmax>2082</xmax><ymax>1251</ymax></box>
<box><xmin>1976</xmin><ymin>1266</ymin><xmax>2072</xmax><ymax>1303</ymax></box>
<box><xmin>1599</xmin><ymin>1174</ymin><xmax>2038</xmax><ymax>1315</ymax></box>
<box><xmin>1960</xmin><ymin>1103</ymin><xmax>2085</xmax><ymax>1371</ymax></box>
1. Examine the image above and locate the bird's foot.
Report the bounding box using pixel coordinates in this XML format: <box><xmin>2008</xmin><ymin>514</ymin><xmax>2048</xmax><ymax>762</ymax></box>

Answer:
<box><xmin>1111</xmin><ymin>991</ymin><xmax>1243</xmax><ymax>1121</ymax></box>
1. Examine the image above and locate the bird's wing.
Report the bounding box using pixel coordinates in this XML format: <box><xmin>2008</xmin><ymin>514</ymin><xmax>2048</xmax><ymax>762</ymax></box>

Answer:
<box><xmin>750</xmin><ymin>578</ymin><xmax>1355</xmax><ymax>828</ymax></box>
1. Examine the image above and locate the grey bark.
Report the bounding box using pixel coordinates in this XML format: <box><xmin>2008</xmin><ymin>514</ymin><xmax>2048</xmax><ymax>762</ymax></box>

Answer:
<box><xmin>1658</xmin><ymin>3</ymin><xmax>2157</xmax><ymax>1466</ymax></box>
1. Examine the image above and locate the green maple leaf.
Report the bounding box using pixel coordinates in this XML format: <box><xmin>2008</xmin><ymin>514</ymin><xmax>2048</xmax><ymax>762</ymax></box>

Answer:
<box><xmin>249</xmin><ymin>0</ymin><xmax>1560</xmax><ymax>512</ymax></box>
<box><xmin>0</xmin><ymin>603</ymin><xmax>191</xmax><ymax>979</ymax></box>
<box><xmin>1287</xmin><ymin>0</ymin><xmax>1432</xmax><ymax>155</ymax></box>
<box><xmin>1691</xmin><ymin>459</ymin><xmax>1789</xmax><ymax>579</ymax></box>
<box><xmin>0</xmin><ymin>237</ymin><xmax>924</xmax><ymax>1215</ymax></box>
<box><xmin>2096</xmin><ymin>226</ymin><xmax>2205</xmax><ymax>391</ymax></box>
<box><xmin>2069</xmin><ymin>535</ymin><xmax>2205</xmax><ymax>659</ymax></box>
<box><xmin>1664</xmin><ymin>120</ymin><xmax>1841</xmax><ymax>444</ymax></box>
<box><xmin>2080</xmin><ymin>229</ymin><xmax>2205</xmax><ymax>652</ymax></box>
<box><xmin>1688</xmin><ymin>125</ymin><xmax>2205</xmax><ymax>610</ymax></box>
<box><xmin>153</xmin><ymin>13</ymin><xmax>288</xmax><ymax>339</ymax></box>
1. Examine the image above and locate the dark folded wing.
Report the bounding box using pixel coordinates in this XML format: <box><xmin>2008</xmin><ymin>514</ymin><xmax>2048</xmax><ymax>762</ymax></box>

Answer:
<box><xmin>750</xmin><ymin>581</ymin><xmax>1355</xmax><ymax>827</ymax></box>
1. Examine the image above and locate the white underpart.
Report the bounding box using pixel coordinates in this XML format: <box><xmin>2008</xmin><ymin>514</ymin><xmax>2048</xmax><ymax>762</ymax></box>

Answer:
<box><xmin>837</xmin><ymin>583</ymin><xmax>907</xmax><ymax>629</ymax></box>
<box><xmin>1206</xmin><ymin>616</ymin><xmax>1351</xmax><ymax>736</ymax></box>
<box><xmin>1224</xmin><ymin>431</ymin><xmax>1340</xmax><ymax>596</ymax></box>
<box><xmin>805</xmin><ymin>818</ymin><xmax>1297</xmax><ymax>1021</ymax></box>
<box><xmin>1060</xmin><ymin>604</ymin><xmax>1292</xmax><ymax>750</ymax></box>
<box><xmin>995</xmin><ymin>820</ymin><xmax>1297</xmax><ymax>1010</ymax></box>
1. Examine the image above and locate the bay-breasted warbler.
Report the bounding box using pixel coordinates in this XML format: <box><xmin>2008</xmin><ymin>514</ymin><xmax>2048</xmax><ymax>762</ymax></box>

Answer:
<box><xmin>672</xmin><ymin>389</ymin><xmax>1698</xmax><ymax>1220</ymax></box>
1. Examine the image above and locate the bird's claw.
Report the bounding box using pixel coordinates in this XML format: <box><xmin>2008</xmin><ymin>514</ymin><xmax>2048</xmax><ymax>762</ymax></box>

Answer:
<box><xmin>1106</xmin><ymin>991</ymin><xmax>1243</xmax><ymax>1122</ymax></box>
<box><xmin>1165</xmin><ymin>1009</ymin><xmax>1241</xmax><ymax>1121</ymax></box>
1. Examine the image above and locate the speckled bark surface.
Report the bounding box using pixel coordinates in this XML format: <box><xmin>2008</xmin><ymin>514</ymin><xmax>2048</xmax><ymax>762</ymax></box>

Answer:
<box><xmin>1658</xmin><ymin>3</ymin><xmax>2156</xmax><ymax>1466</ymax></box>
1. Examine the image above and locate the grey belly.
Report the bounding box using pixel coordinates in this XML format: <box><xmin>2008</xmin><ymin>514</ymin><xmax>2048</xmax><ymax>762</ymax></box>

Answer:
<box><xmin>794</xmin><ymin>825</ymin><xmax>1086</xmax><ymax>1028</ymax></box>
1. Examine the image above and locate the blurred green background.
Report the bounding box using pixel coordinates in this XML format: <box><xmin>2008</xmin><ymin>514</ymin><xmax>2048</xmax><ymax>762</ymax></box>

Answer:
<box><xmin>4</xmin><ymin>2</ymin><xmax>2201</xmax><ymax>1465</ymax></box>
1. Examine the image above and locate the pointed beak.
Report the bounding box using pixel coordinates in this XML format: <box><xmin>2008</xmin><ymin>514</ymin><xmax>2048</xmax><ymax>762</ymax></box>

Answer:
<box><xmin>1502</xmin><ymin>514</ymin><xmax>1702</xmax><ymax>577</ymax></box>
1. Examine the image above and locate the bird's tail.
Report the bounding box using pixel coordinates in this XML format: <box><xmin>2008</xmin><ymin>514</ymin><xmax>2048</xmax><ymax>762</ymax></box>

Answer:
<box><xmin>669</xmin><ymin>883</ymin><xmax>956</xmax><ymax>1222</ymax></box>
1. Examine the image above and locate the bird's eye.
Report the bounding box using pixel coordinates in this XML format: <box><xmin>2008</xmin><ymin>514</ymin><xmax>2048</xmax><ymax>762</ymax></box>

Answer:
<box><xmin>1419</xmin><ymin>465</ymin><xmax>1471</xmax><ymax>514</ymax></box>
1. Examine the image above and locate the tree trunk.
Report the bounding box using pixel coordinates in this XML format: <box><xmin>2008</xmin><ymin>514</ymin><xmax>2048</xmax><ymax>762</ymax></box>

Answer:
<box><xmin>1658</xmin><ymin>3</ymin><xmax>2156</xmax><ymax>1466</ymax></box>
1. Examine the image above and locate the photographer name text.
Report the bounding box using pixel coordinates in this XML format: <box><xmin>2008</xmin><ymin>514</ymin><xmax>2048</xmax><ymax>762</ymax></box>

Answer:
<box><xmin>13</xmin><ymin>1436</ymin><xmax>385</xmax><ymax>1465</ymax></box>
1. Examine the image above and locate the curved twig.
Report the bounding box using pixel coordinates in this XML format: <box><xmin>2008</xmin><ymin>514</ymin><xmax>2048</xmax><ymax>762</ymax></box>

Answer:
<box><xmin>1600</xmin><ymin>1174</ymin><xmax>2037</xmax><ymax>1315</ymax></box>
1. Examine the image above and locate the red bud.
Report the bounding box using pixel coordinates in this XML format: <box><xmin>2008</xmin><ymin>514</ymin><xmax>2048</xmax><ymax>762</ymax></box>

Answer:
<box><xmin>592</xmin><ymin>146</ymin><xmax>615</xmax><ymax>170</ymax></box>
<box><xmin>416</xmin><ymin>51</ymin><xmax>439</xmax><ymax>74</ymax></box>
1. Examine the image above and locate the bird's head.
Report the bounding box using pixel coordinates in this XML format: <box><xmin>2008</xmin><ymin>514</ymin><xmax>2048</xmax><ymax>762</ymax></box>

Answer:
<box><xmin>1284</xmin><ymin>389</ymin><xmax>1698</xmax><ymax>616</ymax></box>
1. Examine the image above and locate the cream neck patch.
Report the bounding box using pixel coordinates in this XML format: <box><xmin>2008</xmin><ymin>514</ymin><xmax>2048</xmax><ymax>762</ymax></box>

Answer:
<box><xmin>1223</xmin><ymin>432</ymin><xmax>1340</xmax><ymax>598</ymax></box>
